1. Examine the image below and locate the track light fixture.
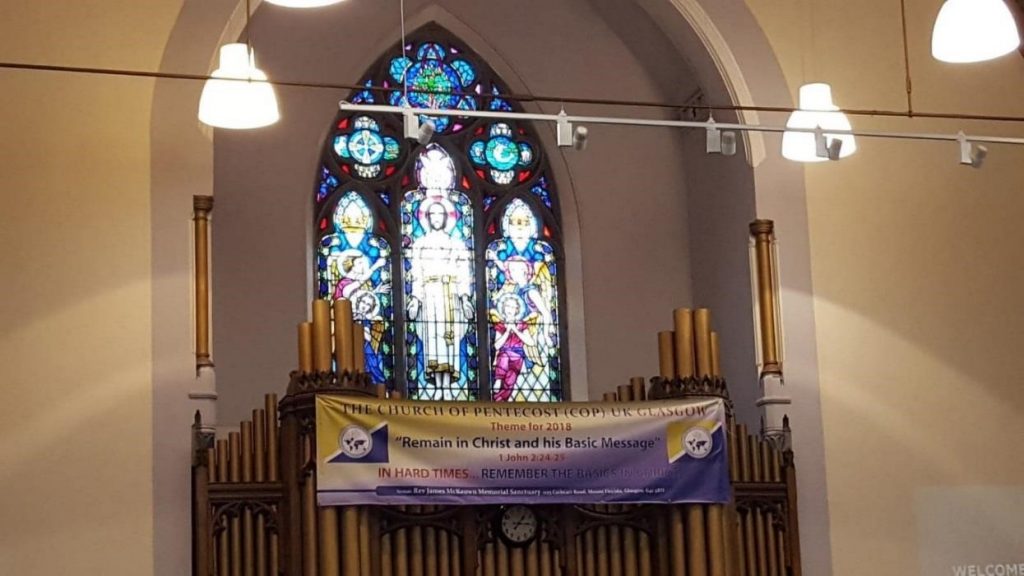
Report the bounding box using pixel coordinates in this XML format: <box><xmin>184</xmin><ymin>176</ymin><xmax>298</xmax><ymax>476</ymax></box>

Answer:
<box><xmin>556</xmin><ymin>110</ymin><xmax>573</xmax><ymax>148</ymax></box>
<box><xmin>958</xmin><ymin>132</ymin><xmax>988</xmax><ymax>168</ymax></box>
<box><xmin>782</xmin><ymin>83</ymin><xmax>856</xmax><ymax>163</ymax></box>
<box><xmin>814</xmin><ymin>127</ymin><xmax>844</xmax><ymax>161</ymax></box>
<box><xmin>705</xmin><ymin>118</ymin><xmax>737</xmax><ymax>156</ymax></box>
<box><xmin>572</xmin><ymin>125</ymin><xmax>589</xmax><ymax>151</ymax></box>
<box><xmin>403</xmin><ymin>109</ymin><xmax>435</xmax><ymax>145</ymax></box>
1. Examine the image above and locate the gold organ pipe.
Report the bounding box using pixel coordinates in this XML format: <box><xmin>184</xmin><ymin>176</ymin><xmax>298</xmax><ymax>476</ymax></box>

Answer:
<box><xmin>299</xmin><ymin>323</ymin><xmax>314</xmax><ymax>374</ymax></box>
<box><xmin>512</xmin><ymin>546</ymin><xmax>526</xmax><ymax>576</ymax></box>
<box><xmin>254</xmin><ymin>410</ymin><xmax>266</xmax><ymax>482</ymax></box>
<box><xmin>395</xmin><ymin>524</ymin><xmax>408</xmax><ymax>576</ymax></box>
<box><xmin>256</xmin><ymin>514</ymin><xmax>267</xmax><ymax>576</ymax></box>
<box><xmin>193</xmin><ymin>195</ymin><xmax>214</xmax><ymax>369</ymax></box>
<box><xmin>319</xmin><ymin>507</ymin><xmax>341</xmax><ymax>576</ymax></box>
<box><xmin>624</xmin><ymin>526</ymin><xmax>638</xmax><ymax>576</ymax></box>
<box><xmin>750</xmin><ymin>220</ymin><xmax>781</xmax><ymax>374</ymax></box>
<box><xmin>333</xmin><ymin>299</ymin><xmax>355</xmax><ymax>373</ymax></box>
<box><xmin>528</xmin><ymin>540</ymin><xmax>540</xmax><ymax>576</ymax></box>
<box><xmin>265</xmin><ymin>394</ymin><xmax>279</xmax><ymax>482</ymax></box>
<box><xmin>584</xmin><ymin>530</ymin><xmax>596</xmax><ymax>576</ymax></box>
<box><xmin>617</xmin><ymin>383</ymin><xmax>632</xmax><ymax>402</ymax></box>
<box><xmin>777</xmin><ymin>528</ymin><xmax>788</xmax><ymax>576</ymax></box>
<box><xmin>723</xmin><ymin>506</ymin><xmax>740</xmax><ymax>576</ymax></box>
<box><xmin>232</xmin><ymin>513</ymin><xmax>242</xmax><ymax>576</ymax></box>
<box><xmin>313</xmin><ymin>300</ymin><xmax>332</xmax><ymax>372</ymax></box>
<box><xmin>243</xmin><ymin>508</ymin><xmax>255</xmax><ymax>576</ymax></box>
<box><xmin>657</xmin><ymin>331</ymin><xmax>676</xmax><ymax>380</ymax></box>
<box><xmin>631</xmin><ymin>376</ymin><xmax>646</xmax><ymax>401</ymax></box>
<box><xmin>638</xmin><ymin>529</ymin><xmax>653</xmax><ymax>576</ymax></box>
<box><xmin>669</xmin><ymin>507</ymin><xmax>685</xmax><ymax>575</ymax></box>
<box><xmin>541</xmin><ymin>542</ymin><xmax>552</xmax><ymax>576</ymax></box>
<box><xmin>761</xmin><ymin>443</ymin><xmax>772</xmax><ymax>485</ymax></box>
<box><xmin>737</xmin><ymin>425</ymin><xmax>750</xmax><ymax>482</ymax></box>
<box><xmin>229</xmin><ymin>433</ymin><xmax>241</xmax><ymax>482</ymax></box>
<box><xmin>735</xmin><ymin>511</ymin><xmax>746</xmax><ymax>576</ymax></box>
<box><xmin>755</xmin><ymin>508</ymin><xmax>767</xmax><ymax>576</ymax></box>
<box><xmin>603</xmin><ymin>392</ymin><xmax>616</xmax><ymax>402</ymax></box>
<box><xmin>656</xmin><ymin>514</ymin><xmax>669</xmax><ymax>576</ymax></box>
<box><xmin>425</xmin><ymin>509</ymin><xmax>438</xmax><ymax>576</ymax></box>
<box><xmin>207</xmin><ymin>447</ymin><xmax>217</xmax><ymax>483</ymax></box>
<box><xmin>485</xmin><ymin>542</ymin><xmax>497</xmax><ymax>576</ymax></box>
<box><xmin>220</xmin><ymin>519</ymin><xmax>230</xmax><ymax>576</ymax></box>
<box><xmin>411</xmin><ymin>507</ymin><xmax>424</xmax><ymax>576</ymax></box>
<box><xmin>766</xmin><ymin>512</ymin><xmax>778</xmax><ymax>576</ymax></box>
<box><xmin>772</xmin><ymin>447</ymin><xmax>782</xmax><ymax>483</ymax></box>
<box><xmin>303</xmin><ymin>477</ymin><xmax>318</xmax><ymax>576</ymax></box>
<box><xmin>216</xmin><ymin>439</ymin><xmax>228</xmax><ymax>482</ymax></box>
<box><xmin>710</xmin><ymin>332</ymin><xmax>721</xmax><ymax>378</ymax></box>
<box><xmin>359</xmin><ymin>507</ymin><xmax>371</xmax><ymax>576</ymax></box>
<box><xmin>706</xmin><ymin>506</ymin><xmax>725</xmax><ymax>576</ymax></box>
<box><xmin>439</xmin><ymin>527</ymin><xmax>451</xmax><ymax>576</ymax></box>
<box><xmin>750</xmin><ymin>437</ymin><xmax>763</xmax><ymax>483</ymax></box>
<box><xmin>672</xmin><ymin>309</ymin><xmax>695</xmax><ymax>378</ymax></box>
<box><xmin>340</xmin><ymin>506</ymin><xmax>358</xmax><ymax>576</ymax></box>
<box><xmin>271</xmin><ymin>530</ymin><xmax>280</xmax><ymax>576</ymax></box>
<box><xmin>450</xmin><ymin>531</ymin><xmax>461</xmax><ymax>576</ymax></box>
<box><xmin>607</xmin><ymin>522</ymin><xmax>621</xmax><ymax>576</ymax></box>
<box><xmin>353</xmin><ymin>321</ymin><xmax>366</xmax><ymax>374</ymax></box>
<box><xmin>742</xmin><ymin>510</ymin><xmax>756</xmax><ymax>576</ymax></box>
<box><xmin>728</xmin><ymin>423</ymin><xmax>739</xmax><ymax>483</ymax></box>
<box><xmin>241</xmin><ymin>422</ymin><xmax>253</xmax><ymax>482</ymax></box>
<box><xmin>694</xmin><ymin>308</ymin><xmax>713</xmax><ymax>378</ymax></box>
<box><xmin>685</xmin><ymin>505</ymin><xmax>708</xmax><ymax>576</ymax></box>
<box><xmin>381</xmin><ymin>532</ymin><xmax>393</xmax><ymax>576</ymax></box>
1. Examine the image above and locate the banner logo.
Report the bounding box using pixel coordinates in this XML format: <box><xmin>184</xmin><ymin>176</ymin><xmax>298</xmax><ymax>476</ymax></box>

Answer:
<box><xmin>326</xmin><ymin>421</ymin><xmax>390</xmax><ymax>464</ymax></box>
<box><xmin>340</xmin><ymin>425</ymin><xmax>373</xmax><ymax>459</ymax></box>
<box><xmin>683</xmin><ymin>427</ymin><xmax>713</xmax><ymax>459</ymax></box>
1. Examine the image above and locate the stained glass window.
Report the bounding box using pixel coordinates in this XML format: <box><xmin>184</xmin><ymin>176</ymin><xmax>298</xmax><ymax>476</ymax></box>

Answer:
<box><xmin>313</xmin><ymin>27</ymin><xmax>564</xmax><ymax>401</ymax></box>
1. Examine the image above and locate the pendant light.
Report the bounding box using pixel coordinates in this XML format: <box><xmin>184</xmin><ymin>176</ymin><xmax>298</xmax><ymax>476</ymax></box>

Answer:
<box><xmin>198</xmin><ymin>43</ymin><xmax>279</xmax><ymax>129</ymax></box>
<box><xmin>932</xmin><ymin>0</ymin><xmax>1021</xmax><ymax>63</ymax></box>
<box><xmin>198</xmin><ymin>0</ymin><xmax>279</xmax><ymax>129</ymax></box>
<box><xmin>265</xmin><ymin>0</ymin><xmax>345</xmax><ymax>6</ymax></box>
<box><xmin>781</xmin><ymin>83</ymin><xmax>857</xmax><ymax>162</ymax></box>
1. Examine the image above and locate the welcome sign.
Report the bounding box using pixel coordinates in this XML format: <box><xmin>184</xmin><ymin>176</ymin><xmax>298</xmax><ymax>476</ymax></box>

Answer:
<box><xmin>316</xmin><ymin>396</ymin><xmax>730</xmax><ymax>506</ymax></box>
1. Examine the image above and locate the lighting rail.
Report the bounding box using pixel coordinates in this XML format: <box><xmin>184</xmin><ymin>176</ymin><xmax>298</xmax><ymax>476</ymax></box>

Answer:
<box><xmin>339</xmin><ymin>102</ymin><xmax>1024</xmax><ymax>149</ymax></box>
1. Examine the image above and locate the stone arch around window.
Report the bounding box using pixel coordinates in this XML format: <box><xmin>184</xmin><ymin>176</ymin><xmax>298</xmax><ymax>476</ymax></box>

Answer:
<box><xmin>313</xmin><ymin>25</ymin><xmax>568</xmax><ymax>402</ymax></box>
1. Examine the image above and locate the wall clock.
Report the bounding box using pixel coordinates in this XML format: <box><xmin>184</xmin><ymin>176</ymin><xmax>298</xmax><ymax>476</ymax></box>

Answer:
<box><xmin>497</xmin><ymin>505</ymin><xmax>538</xmax><ymax>547</ymax></box>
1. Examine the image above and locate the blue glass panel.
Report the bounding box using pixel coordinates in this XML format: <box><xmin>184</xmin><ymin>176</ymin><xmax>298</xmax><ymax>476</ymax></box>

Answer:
<box><xmin>318</xmin><ymin>166</ymin><xmax>339</xmax><ymax>203</ymax></box>
<box><xmin>470</xmin><ymin>141</ymin><xmax>486</xmax><ymax>165</ymax></box>
<box><xmin>451</xmin><ymin>59</ymin><xmax>476</xmax><ymax>86</ymax></box>
<box><xmin>417</xmin><ymin>42</ymin><xmax>447</xmax><ymax>61</ymax></box>
<box><xmin>318</xmin><ymin>192</ymin><xmax>394</xmax><ymax>385</ymax></box>
<box><xmin>389</xmin><ymin>56</ymin><xmax>412</xmax><ymax>83</ymax></box>
<box><xmin>530</xmin><ymin>178</ymin><xmax>553</xmax><ymax>209</ymax></box>
<box><xmin>401</xmin><ymin>145</ymin><xmax>477</xmax><ymax>400</ymax></box>
<box><xmin>333</xmin><ymin>135</ymin><xmax>351</xmax><ymax>159</ymax></box>
<box><xmin>485</xmin><ymin>136</ymin><xmax>519</xmax><ymax>171</ymax></box>
<box><xmin>486</xmin><ymin>198</ymin><xmax>560</xmax><ymax>402</ymax></box>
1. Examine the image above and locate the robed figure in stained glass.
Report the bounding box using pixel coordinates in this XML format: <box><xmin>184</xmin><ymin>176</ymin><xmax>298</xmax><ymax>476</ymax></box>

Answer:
<box><xmin>403</xmin><ymin>146</ymin><xmax>477</xmax><ymax>399</ymax></box>
<box><xmin>487</xmin><ymin>199</ymin><xmax>559</xmax><ymax>402</ymax></box>
<box><xmin>318</xmin><ymin>192</ymin><xmax>394</xmax><ymax>383</ymax></box>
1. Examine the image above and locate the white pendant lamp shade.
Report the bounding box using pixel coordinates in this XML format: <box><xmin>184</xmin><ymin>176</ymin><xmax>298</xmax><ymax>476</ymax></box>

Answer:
<box><xmin>932</xmin><ymin>0</ymin><xmax>1021</xmax><ymax>63</ymax></box>
<box><xmin>198</xmin><ymin>43</ymin><xmax>280</xmax><ymax>129</ymax></box>
<box><xmin>264</xmin><ymin>0</ymin><xmax>345</xmax><ymax>7</ymax></box>
<box><xmin>781</xmin><ymin>83</ymin><xmax>857</xmax><ymax>163</ymax></box>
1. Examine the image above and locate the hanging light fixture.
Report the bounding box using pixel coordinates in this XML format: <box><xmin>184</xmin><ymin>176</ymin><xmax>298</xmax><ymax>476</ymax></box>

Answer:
<box><xmin>198</xmin><ymin>43</ymin><xmax>280</xmax><ymax>129</ymax></box>
<box><xmin>781</xmin><ymin>83</ymin><xmax>857</xmax><ymax>162</ymax></box>
<box><xmin>264</xmin><ymin>0</ymin><xmax>345</xmax><ymax>7</ymax></box>
<box><xmin>932</xmin><ymin>0</ymin><xmax>1021</xmax><ymax>63</ymax></box>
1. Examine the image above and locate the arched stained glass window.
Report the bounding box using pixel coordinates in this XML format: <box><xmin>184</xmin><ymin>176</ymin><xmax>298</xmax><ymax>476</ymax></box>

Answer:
<box><xmin>313</xmin><ymin>27</ymin><xmax>566</xmax><ymax>401</ymax></box>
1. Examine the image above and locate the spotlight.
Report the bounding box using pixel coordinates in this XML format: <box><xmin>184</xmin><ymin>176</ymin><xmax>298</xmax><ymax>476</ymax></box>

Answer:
<box><xmin>958</xmin><ymin>132</ymin><xmax>987</xmax><ymax>168</ymax></box>
<box><xmin>813</xmin><ymin>127</ymin><xmax>843</xmax><ymax>161</ymax></box>
<box><xmin>557</xmin><ymin>110</ymin><xmax>573</xmax><ymax>148</ymax></box>
<box><xmin>403</xmin><ymin>109</ymin><xmax>435</xmax><ymax>145</ymax></box>
<box><xmin>705</xmin><ymin>118</ymin><xmax>737</xmax><ymax>156</ymax></box>
<box><xmin>572</xmin><ymin>125</ymin><xmax>589</xmax><ymax>151</ymax></box>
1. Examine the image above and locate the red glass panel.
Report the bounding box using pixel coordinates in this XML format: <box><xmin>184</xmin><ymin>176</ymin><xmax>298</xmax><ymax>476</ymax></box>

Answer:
<box><xmin>518</xmin><ymin>170</ymin><xmax>532</xmax><ymax>183</ymax></box>
<box><xmin>385</xmin><ymin>165</ymin><xmax>396</xmax><ymax>177</ymax></box>
<box><xmin>543</xmin><ymin>225</ymin><xmax>552</xmax><ymax>238</ymax></box>
<box><xmin>488</xmin><ymin>222</ymin><xmax>496</xmax><ymax>234</ymax></box>
<box><xmin>320</xmin><ymin>218</ymin><xmax>328</xmax><ymax>231</ymax></box>
<box><xmin>341</xmin><ymin>165</ymin><xmax>351</xmax><ymax>174</ymax></box>
<box><xmin>461</xmin><ymin>176</ymin><xmax>471</xmax><ymax>189</ymax></box>
<box><xmin>401</xmin><ymin>174</ymin><xmax>410</xmax><ymax>187</ymax></box>
<box><xmin>475</xmin><ymin>169</ymin><xmax>486</xmax><ymax>180</ymax></box>
<box><xmin>338</xmin><ymin>118</ymin><xmax>350</xmax><ymax>130</ymax></box>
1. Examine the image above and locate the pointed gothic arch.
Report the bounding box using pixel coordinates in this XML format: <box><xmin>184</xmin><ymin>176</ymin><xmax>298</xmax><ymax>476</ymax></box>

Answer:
<box><xmin>313</xmin><ymin>25</ymin><xmax>568</xmax><ymax>401</ymax></box>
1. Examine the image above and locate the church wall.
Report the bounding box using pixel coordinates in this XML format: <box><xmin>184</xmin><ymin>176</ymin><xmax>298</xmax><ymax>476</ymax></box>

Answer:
<box><xmin>211</xmin><ymin>0</ymin><xmax>702</xmax><ymax>426</ymax></box>
<box><xmin>742</xmin><ymin>1</ymin><xmax>1024</xmax><ymax>574</ymax></box>
<box><xmin>0</xmin><ymin>1</ymin><xmax>185</xmax><ymax>574</ymax></box>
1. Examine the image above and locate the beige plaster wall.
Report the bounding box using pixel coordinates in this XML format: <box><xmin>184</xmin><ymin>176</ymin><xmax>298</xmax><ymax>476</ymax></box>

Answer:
<box><xmin>0</xmin><ymin>1</ymin><xmax>183</xmax><ymax>574</ymax></box>
<box><xmin>743</xmin><ymin>1</ymin><xmax>1024</xmax><ymax>574</ymax></box>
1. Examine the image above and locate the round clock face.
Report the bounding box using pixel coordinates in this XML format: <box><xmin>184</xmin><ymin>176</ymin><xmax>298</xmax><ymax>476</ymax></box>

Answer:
<box><xmin>499</xmin><ymin>505</ymin><xmax>538</xmax><ymax>546</ymax></box>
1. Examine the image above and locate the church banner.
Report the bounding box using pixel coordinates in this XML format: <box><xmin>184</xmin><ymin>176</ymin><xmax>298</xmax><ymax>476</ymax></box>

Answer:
<box><xmin>316</xmin><ymin>396</ymin><xmax>730</xmax><ymax>506</ymax></box>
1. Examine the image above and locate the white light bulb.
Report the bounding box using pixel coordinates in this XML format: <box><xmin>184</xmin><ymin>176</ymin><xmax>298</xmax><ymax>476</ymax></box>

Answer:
<box><xmin>264</xmin><ymin>0</ymin><xmax>345</xmax><ymax>7</ymax></box>
<box><xmin>932</xmin><ymin>0</ymin><xmax>1021</xmax><ymax>63</ymax></box>
<box><xmin>781</xmin><ymin>83</ymin><xmax>857</xmax><ymax>163</ymax></box>
<box><xmin>198</xmin><ymin>43</ymin><xmax>280</xmax><ymax>130</ymax></box>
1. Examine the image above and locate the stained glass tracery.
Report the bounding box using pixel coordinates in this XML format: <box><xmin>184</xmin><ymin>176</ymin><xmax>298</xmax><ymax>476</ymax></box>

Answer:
<box><xmin>314</xmin><ymin>29</ymin><xmax>564</xmax><ymax>401</ymax></box>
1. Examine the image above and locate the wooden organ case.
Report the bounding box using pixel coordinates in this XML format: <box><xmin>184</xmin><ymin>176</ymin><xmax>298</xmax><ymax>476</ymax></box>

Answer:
<box><xmin>190</xmin><ymin>218</ymin><xmax>801</xmax><ymax>576</ymax></box>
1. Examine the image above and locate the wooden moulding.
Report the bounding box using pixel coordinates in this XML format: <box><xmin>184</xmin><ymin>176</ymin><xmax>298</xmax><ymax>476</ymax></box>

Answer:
<box><xmin>193</xmin><ymin>195</ymin><xmax>214</xmax><ymax>369</ymax></box>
